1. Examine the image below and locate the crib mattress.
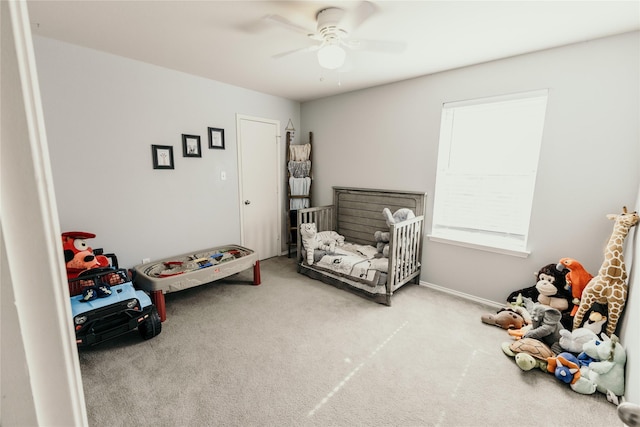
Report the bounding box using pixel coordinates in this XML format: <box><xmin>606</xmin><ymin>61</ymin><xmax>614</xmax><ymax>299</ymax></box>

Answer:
<box><xmin>132</xmin><ymin>245</ymin><xmax>258</xmax><ymax>294</ymax></box>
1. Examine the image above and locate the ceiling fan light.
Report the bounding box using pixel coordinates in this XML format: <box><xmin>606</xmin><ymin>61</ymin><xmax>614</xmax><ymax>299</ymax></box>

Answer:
<box><xmin>317</xmin><ymin>44</ymin><xmax>346</xmax><ymax>70</ymax></box>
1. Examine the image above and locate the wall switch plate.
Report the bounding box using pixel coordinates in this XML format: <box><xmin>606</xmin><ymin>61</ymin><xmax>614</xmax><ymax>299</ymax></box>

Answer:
<box><xmin>142</xmin><ymin>258</ymin><xmax>150</xmax><ymax>264</ymax></box>
<box><xmin>221</xmin><ymin>171</ymin><xmax>226</xmax><ymax>181</ymax></box>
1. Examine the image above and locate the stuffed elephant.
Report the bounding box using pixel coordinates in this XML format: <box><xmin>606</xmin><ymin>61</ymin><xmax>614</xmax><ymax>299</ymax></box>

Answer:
<box><xmin>523</xmin><ymin>297</ymin><xmax>564</xmax><ymax>354</ymax></box>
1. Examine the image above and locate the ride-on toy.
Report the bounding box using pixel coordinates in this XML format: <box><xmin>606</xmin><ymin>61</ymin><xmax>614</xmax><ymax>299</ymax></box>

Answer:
<box><xmin>67</xmin><ymin>251</ymin><xmax>162</xmax><ymax>347</ymax></box>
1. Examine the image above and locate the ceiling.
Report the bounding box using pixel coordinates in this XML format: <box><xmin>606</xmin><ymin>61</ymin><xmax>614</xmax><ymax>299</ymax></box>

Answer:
<box><xmin>26</xmin><ymin>1</ymin><xmax>640</xmax><ymax>103</ymax></box>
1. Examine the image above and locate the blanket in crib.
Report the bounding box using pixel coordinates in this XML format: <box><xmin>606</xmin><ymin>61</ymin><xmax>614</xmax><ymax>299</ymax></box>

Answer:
<box><xmin>313</xmin><ymin>245</ymin><xmax>388</xmax><ymax>288</ymax></box>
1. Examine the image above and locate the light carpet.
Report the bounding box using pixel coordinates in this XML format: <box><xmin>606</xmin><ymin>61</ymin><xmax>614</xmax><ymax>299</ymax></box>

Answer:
<box><xmin>78</xmin><ymin>256</ymin><xmax>621</xmax><ymax>426</ymax></box>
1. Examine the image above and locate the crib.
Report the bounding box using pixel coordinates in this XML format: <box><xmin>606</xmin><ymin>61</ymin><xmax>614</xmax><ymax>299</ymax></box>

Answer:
<box><xmin>296</xmin><ymin>187</ymin><xmax>426</xmax><ymax>306</ymax></box>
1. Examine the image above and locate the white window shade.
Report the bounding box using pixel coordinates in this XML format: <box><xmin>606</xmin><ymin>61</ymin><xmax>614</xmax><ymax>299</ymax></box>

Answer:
<box><xmin>431</xmin><ymin>90</ymin><xmax>548</xmax><ymax>254</ymax></box>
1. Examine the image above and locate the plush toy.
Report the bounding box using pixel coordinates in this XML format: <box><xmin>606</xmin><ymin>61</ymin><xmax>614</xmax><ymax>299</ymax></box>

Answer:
<box><xmin>507</xmin><ymin>263</ymin><xmax>571</xmax><ymax>310</ymax></box>
<box><xmin>481</xmin><ymin>307</ymin><xmax>528</xmax><ymax>330</ymax></box>
<box><xmin>374</xmin><ymin>208</ymin><xmax>416</xmax><ymax>258</ymax></box>
<box><xmin>520</xmin><ymin>297</ymin><xmax>564</xmax><ymax>354</ymax></box>
<box><xmin>501</xmin><ymin>338</ymin><xmax>555</xmax><ymax>372</ymax></box>
<box><xmin>573</xmin><ymin>207</ymin><xmax>639</xmax><ymax>336</ymax></box>
<box><xmin>506</xmin><ymin>285</ymin><xmax>540</xmax><ymax>304</ymax></box>
<box><xmin>374</xmin><ymin>230</ymin><xmax>390</xmax><ymax>255</ymax></box>
<box><xmin>558</xmin><ymin>328</ymin><xmax>598</xmax><ymax>354</ymax></box>
<box><xmin>62</xmin><ymin>231</ymin><xmax>109</xmax><ymax>279</ymax></box>
<box><xmin>509</xmin><ymin>294</ymin><xmax>533</xmax><ymax>324</ymax></box>
<box><xmin>578</xmin><ymin>303</ymin><xmax>608</xmax><ymax>335</ymax></box>
<box><xmin>577</xmin><ymin>351</ymin><xmax>597</xmax><ymax>368</ymax></box>
<box><xmin>575</xmin><ymin>334</ymin><xmax>626</xmax><ymax>397</ymax></box>
<box><xmin>556</xmin><ymin>258</ymin><xmax>593</xmax><ymax>317</ymax></box>
<box><xmin>299</xmin><ymin>222</ymin><xmax>337</xmax><ymax>265</ymax></box>
<box><xmin>547</xmin><ymin>352</ymin><xmax>582</xmax><ymax>385</ymax></box>
<box><xmin>533</xmin><ymin>263</ymin><xmax>571</xmax><ymax>313</ymax></box>
<box><xmin>382</xmin><ymin>207</ymin><xmax>415</xmax><ymax>226</ymax></box>
<box><xmin>316</xmin><ymin>230</ymin><xmax>345</xmax><ymax>246</ymax></box>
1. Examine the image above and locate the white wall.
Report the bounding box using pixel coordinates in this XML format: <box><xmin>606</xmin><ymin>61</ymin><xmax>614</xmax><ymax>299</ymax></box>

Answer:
<box><xmin>302</xmin><ymin>31</ymin><xmax>639</xmax><ymax>303</ymax></box>
<box><xmin>33</xmin><ymin>36</ymin><xmax>300</xmax><ymax>268</ymax></box>
<box><xmin>302</xmin><ymin>30</ymin><xmax>640</xmax><ymax>404</ymax></box>
<box><xmin>619</xmin><ymin>184</ymin><xmax>640</xmax><ymax>404</ymax></box>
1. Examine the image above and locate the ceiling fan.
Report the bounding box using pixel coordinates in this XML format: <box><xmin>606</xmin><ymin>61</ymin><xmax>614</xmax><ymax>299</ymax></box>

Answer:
<box><xmin>265</xmin><ymin>1</ymin><xmax>406</xmax><ymax>70</ymax></box>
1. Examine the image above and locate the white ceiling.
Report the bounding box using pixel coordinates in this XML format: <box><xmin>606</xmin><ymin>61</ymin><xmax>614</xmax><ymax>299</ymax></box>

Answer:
<box><xmin>26</xmin><ymin>0</ymin><xmax>640</xmax><ymax>102</ymax></box>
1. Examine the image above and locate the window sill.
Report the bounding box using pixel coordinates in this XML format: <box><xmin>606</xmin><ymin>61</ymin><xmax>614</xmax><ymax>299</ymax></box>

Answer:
<box><xmin>427</xmin><ymin>235</ymin><xmax>530</xmax><ymax>258</ymax></box>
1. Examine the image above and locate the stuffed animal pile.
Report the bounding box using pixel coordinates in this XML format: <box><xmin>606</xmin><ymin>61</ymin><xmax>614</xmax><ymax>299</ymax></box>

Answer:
<box><xmin>483</xmin><ymin>259</ymin><xmax>627</xmax><ymax>403</ymax></box>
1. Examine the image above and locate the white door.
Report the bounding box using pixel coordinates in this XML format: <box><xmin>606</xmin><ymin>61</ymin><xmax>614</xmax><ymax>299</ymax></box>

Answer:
<box><xmin>236</xmin><ymin>115</ymin><xmax>281</xmax><ymax>260</ymax></box>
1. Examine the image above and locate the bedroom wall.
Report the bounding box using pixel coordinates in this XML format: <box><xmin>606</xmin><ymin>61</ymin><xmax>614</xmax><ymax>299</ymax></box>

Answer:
<box><xmin>32</xmin><ymin>36</ymin><xmax>300</xmax><ymax>269</ymax></box>
<box><xmin>301</xmin><ymin>31</ymin><xmax>639</xmax><ymax>303</ymax></box>
<box><xmin>301</xmin><ymin>30</ymin><xmax>640</xmax><ymax>403</ymax></box>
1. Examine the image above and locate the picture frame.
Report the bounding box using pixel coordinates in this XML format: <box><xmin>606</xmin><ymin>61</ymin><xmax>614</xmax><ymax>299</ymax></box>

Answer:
<box><xmin>182</xmin><ymin>134</ymin><xmax>202</xmax><ymax>157</ymax></box>
<box><xmin>208</xmin><ymin>127</ymin><xmax>225</xmax><ymax>150</ymax></box>
<box><xmin>151</xmin><ymin>144</ymin><xmax>174</xmax><ymax>169</ymax></box>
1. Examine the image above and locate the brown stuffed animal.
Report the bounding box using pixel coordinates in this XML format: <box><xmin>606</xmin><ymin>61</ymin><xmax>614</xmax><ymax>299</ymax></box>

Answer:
<box><xmin>481</xmin><ymin>308</ymin><xmax>527</xmax><ymax>330</ymax></box>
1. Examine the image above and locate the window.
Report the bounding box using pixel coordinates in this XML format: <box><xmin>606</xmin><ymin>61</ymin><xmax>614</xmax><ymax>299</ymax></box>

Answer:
<box><xmin>431</xmin><ymin>89</ymin><xmax>548</xmax><ymax>256</ymax></box>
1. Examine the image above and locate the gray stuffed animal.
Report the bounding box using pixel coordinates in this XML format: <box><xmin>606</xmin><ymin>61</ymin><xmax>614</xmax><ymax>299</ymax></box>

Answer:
<box><xmin>375</xmin><ymin>208</ymin><xmax>416</xmax><ymax>257</ymax></box>
<box><xmin>382</xmin><ymin>207</ymin><xmax>415</xmax><ymax>226</ymax></box>
<box><xmin>523</xmin><ymin>297</ymin><xmax>565</xmax><ymax>354</ymax></box>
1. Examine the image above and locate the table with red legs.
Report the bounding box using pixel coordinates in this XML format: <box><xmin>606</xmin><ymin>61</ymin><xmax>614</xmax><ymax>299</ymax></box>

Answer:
<box><xmin>131</xmin><ymin>245</ymin><xmax>261</xmax><ymax>322</ymax></box>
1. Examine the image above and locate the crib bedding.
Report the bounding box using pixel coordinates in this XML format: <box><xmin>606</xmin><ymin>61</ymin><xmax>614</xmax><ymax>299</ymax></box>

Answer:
<box><xmin>312</xmin><ymin>244</ymin><xmax>388</xmax><ymax>287</ymax></box>
<box><xmin>297</xmin><ymin>187</ymin><xmax>427</xmax><ymax>306</ymax></box>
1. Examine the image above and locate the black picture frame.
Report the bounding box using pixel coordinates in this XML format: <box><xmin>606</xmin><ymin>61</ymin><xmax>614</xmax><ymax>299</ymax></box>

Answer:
<box><xmin>152</xmin><ymin>144</ymin><xmax>174</xmax><ymax>169</ymax></box>
<box><xmin>208</xmin><ymin>127</ymin><xmax>225</xmax><ymax>150</ymax></box>
<box><xmin>182</xmin><ymin>134</ymin><xmax>202</xmax><ymax>157</ymax></box>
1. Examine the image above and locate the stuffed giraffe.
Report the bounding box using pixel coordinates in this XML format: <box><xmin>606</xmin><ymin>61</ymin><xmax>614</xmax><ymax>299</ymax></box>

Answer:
<box><xmin>573</xmin><ymin>207</ymin><xmax>639</xmax><ymax>336</ymax></box>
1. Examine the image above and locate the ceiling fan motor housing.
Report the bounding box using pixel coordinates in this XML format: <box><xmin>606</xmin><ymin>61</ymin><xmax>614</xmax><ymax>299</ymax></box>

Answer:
<box><xmin>316</xmin><ymin>7</ymin><xmax>347</xmax><ymax>42</ymax></box>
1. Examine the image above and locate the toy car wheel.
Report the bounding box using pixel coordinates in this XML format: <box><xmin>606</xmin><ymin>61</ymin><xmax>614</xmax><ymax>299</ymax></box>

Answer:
<box><xmin>139</xmin><ymin>307</ymin><xmax>162</xmax><ymax>340</ymax></box>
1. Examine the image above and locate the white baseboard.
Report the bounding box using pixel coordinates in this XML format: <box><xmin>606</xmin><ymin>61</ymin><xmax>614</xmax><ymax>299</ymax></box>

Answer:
<box><xmin>419</xmin><ymin>280</ymin><xmax>504</xmax><ymax>309</ymax></box>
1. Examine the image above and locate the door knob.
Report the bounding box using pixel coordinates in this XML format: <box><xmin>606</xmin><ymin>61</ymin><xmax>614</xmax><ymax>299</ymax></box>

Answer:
<box><xmin>244</xmin><ymin>200</ymin><xmax>251</xmax><ymax>205</ymax></box>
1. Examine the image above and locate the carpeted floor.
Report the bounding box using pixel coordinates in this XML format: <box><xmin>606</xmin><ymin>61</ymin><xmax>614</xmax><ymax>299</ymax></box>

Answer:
<box><xmin>78</xmin><ymin>256</ymin><xmax>621</xmax><ymax>426</ymax></box>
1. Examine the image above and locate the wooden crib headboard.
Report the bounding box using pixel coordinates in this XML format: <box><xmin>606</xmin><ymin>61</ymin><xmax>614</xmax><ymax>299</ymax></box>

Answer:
<box><xmin>333</xmin><ymin>187</ymin><xmax>427</xmax><ymax>246</ymax></box>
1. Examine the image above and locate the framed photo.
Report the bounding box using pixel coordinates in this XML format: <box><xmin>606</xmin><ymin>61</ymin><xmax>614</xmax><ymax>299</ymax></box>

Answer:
<box><xmin>151</xmin><ymin>144</ymin><xmax>174</xmax><ymax>169</ymax></box>
<box><xmin>182</xmin><ymin>134</ymin><xmax>202</xmax><ymax>157</ymax></box>
<box><xmin>208</xmin><ymin>127</ymin><xmax>225</xmax><ymax>150</ymax></box>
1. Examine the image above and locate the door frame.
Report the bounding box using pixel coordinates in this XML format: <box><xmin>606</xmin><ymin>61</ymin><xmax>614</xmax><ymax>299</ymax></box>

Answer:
<box><xmin>3</xmin><ymin>1</ymin><xmax>87</xmax><ymax>424</ymax></box>
<box><xmin>235</xmin><ymin>114</ymin><xmax>282</xmax><ymax>257</ymax></box>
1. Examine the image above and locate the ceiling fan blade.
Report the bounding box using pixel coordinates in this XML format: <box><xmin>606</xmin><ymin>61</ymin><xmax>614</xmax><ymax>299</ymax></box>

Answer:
<box><xmin>345</xmin><ymin>38</ymin><xmax>407</xmax><ymax>54</ymax></box>
<box><xmin>341</xmin><ymin>1</ymin><xmax>378</xmax><ymax>32</ymax></box>
<box><xmin>263</xmin><ymin>14</ymin><xmax>314</xmax><ymax>36</ymax></box>
<box><xmin>272</xmin><ymin>44</ymin><xmax>320</xmax><ymax>60</ymax></box>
